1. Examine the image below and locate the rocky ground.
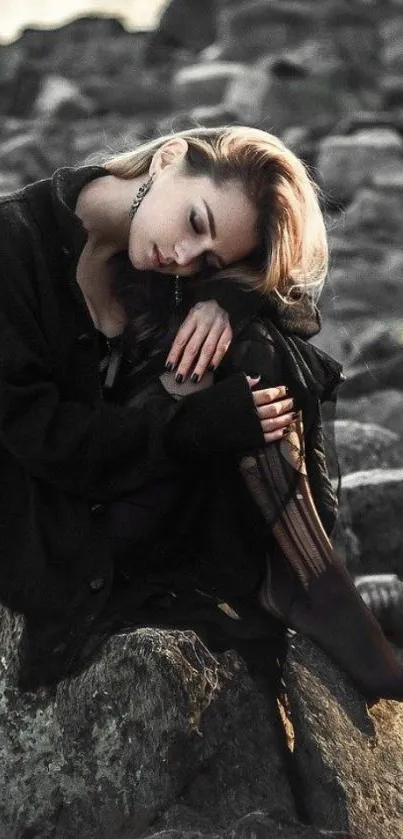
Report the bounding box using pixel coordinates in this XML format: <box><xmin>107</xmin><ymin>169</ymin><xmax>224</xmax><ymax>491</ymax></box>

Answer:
<box><xmin>0</xmin><ymin>0</ymin><xmax>403</xmax><ymax>837</ymax></box>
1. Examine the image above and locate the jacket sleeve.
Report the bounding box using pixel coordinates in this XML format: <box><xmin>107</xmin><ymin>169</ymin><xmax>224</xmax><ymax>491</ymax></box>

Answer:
<box><xmin>0</xmin><ymin>205</ymin><xmax>264</xmax><ymax>501</ymax></box>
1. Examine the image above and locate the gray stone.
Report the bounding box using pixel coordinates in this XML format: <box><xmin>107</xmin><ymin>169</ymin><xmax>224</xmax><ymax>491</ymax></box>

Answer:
<box><xmin>338</xmin><ymin>467</ymin><xmax>403</xmax><ymax>577</ymax></box>
<box><xmin>284</xmin><ymin>634</ymin><xmax>403</xmax><ymax>839</ymax></box>
<box><xmin>172</xmin><ymin>63</ymin><xmax>247</xmax><ymax>111</ymax></box>
<box><xmin>381</xmin><ymin>16</ymin><xmax>403</xmax><ymax>73</ymax></box>
<box><xmin>333</xmin><ymin>420</ymin><xmax>403</xmax><ymax>475</ymax></box>
<box><xmin>317</xmin><ymin>129</ymin><xmax>403</xmax><ymax>203</ymax></box>
<box><xmin>343</xmin><ymin>184</ymin><xmax>403</xmax><ymax>244</ymax></box>
<box><xmin>34</xmin><ymin>74</ymin><xmax>94</xmax><ymax>121</ymax></box>
<box><xmin>336</xmin><ymin>389</ymin><xmax>403</xmax><ymax>434</ymax></box>
<box><xmin>320</xmin><ymin>240</ymin><xmax>403</xmax><ymax>319</ymax></box>
<box><xmin>0</xmin><ymin>616</ymin><xmax>297</xmax><ymax>839</ymax></box>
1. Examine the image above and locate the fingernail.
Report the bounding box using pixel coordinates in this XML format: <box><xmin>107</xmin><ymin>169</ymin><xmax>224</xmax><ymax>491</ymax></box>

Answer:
<box><xmin>291</xmin><ymin>411</ymin><xmax>299</xmax><ymax>419</ymax></box>
<box><xmin>284</xmin><ymin>386</ymin><xmax>289</xmax><ymax>394</ymax></box>
<box><xmin>165</xmin><ymin>362</ymin><xmax>174</xmax><ymax>371</ymax></box>
<box><xmin>175</xmin><ymin>373</ymin><xmax>184</xmax><ymax>384</ymax></box>
<box><xmin>246</xmin><ymin>371</ymin><xmax>260</xmax><ymax>378</ymax></box>
<box><xmin>190</xmin><ymin>373</ymin><xmax>199</xmax><ymax>383</ymax></box>
<box><xmin>208</xmin><ymin>364</ymin><xmax>216</xmax><ymax>372</ymax></box>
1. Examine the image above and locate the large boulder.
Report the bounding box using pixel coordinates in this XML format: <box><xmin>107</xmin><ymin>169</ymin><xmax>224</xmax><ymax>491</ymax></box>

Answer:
<box><xmin>0</xmin><ymin>614</ymin><xmax>301</xmax><ymax>839</ymax></box>
<box><xmin>333</xmin><ymin>420</ymin><xmax>403</xmax><ymax>475</ymax></box>
<box><xmin>172</xmin><ymin>63</ymin><xmax>247</xmax><ymax>110</ymax></box>
<box><xmin>337</xmin><ymin>467</ymin><xmax>403</xmax><ymax>577</ymax></box>
<box><xmin>317</xmin><ymin>129</ymin><xmax>403</xmax><ymax>203</ymax></box>
<box><xmin>336</xmin><ymin>389</ymin><xmax>403</xmax><ymax>434</ymax></box>
<box><xmin>284</xmin><ymin>634</ymin><xmax>403</xmax><ymax>839</ymax></box>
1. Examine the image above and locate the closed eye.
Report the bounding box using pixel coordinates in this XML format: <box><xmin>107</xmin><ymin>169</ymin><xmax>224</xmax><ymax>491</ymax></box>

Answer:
<box><xmin>189</xmin><ymin>209</ymin><xmax>203</xmax><ymax>235</ymax></box>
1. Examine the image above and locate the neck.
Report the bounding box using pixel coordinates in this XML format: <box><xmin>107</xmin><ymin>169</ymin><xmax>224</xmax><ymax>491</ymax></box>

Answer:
<box><xmin>75</xmin><ymin>172</ymin><xmax>145</xmax><ymax>255</ymax></box>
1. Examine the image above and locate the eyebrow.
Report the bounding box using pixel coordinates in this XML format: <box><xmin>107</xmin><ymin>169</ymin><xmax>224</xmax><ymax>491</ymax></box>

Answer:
<box><xmin>202</xmin><ymin>199</ymin><xmax>217</xmax><ymax>239</ymax></box>
<box><xmin>202</xmin><ymin>199</ymin><xmax>226</xmax><ymax>268</ymax></box>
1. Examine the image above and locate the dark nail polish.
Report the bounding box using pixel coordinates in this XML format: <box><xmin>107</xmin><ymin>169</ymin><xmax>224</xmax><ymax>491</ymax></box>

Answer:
<box><xmin>291</xmin><ymin>411</ymin><xmax>299</xmax><ymax>420</ymax></box>
<box><xmin>165</xmin><ymin>362</ymin><xmax>174</xmax><ymax>371</ymax></box>
<box><xmin>284</xmin><ymin>386</ymin><xmax>289</xmax><ymax>394</ymax></box>
<box><xmin>175</xmin><ymin>373</ymin><xmax>184</xmax><ymax>384</ymax></box>
<box><xmin>246</xmin><ymin>371</ymin><xmax>260</xmax><ymax>378</ymax></box>
<box><xmin>190</xmin><ymin>373</ymin><xmax>199</xmax><ymax>383</ymax></box>
<box><xmin>208</xmin><ymin>364</ymin><xmax>216</xmax><ymax>372</ymax></box>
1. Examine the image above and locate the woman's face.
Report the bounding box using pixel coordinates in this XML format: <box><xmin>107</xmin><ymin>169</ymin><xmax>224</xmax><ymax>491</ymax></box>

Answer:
<box><xmin>127</xmin><ymin>147</ymin><xmax>258</xmax><ymax>277</ymax></box>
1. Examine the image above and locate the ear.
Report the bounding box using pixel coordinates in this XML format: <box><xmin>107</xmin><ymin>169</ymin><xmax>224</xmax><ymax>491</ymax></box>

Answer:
<box><xmin>149</xmin><ymin>138</ymin><xmax>189</xmax><ymax>177</ymax></box>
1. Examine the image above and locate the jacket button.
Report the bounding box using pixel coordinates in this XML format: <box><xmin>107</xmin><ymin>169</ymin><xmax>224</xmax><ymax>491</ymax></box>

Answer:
<box><xmin>88</xmin><ymin>577</ymin><xmax>106</xmax><ymax>592</ymax></box>
<box><xmin>91</xmin><ymin>503</ymin><xmax>106</xmax><ymax>517</ymax></box>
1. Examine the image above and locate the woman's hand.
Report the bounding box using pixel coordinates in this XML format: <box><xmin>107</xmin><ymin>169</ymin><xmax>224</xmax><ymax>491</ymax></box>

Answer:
<box><xmin>165</xmin><ymin>300</ymin><xmax>232</xmax><ymax>383</ymax></box>
<box><xmin>246</xmin><ymin>376</ymin><xmax>298</xmax><ymax>443</ymax></box>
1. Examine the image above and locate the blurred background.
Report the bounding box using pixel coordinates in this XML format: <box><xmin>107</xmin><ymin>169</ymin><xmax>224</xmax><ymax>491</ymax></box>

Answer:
<box><xmin>0</xmin><ymin>0</ymin><xmax>403</xmax><ymax>438</ymax></box>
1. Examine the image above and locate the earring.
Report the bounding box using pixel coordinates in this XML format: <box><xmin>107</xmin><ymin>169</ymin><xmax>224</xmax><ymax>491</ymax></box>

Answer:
<box><xmin>174</xmin><ymin>274</ymin><xmax>182</xmax><ymax>308</ymax></box>
<box><xmin>129</xmin><ymin>176</ymin><xmax>153</xmax><ymax>221</ymax></box>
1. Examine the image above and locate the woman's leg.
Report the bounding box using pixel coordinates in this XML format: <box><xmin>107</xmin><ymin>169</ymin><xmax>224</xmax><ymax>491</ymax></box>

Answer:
<box><xmin>239</xmin><ymin>415</ymin><xmax>403</xmax><ymax>702</ymax></box>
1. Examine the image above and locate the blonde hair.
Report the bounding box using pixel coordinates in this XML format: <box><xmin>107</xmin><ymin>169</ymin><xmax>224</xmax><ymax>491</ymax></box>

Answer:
<box><xmin>104</xmin><ymin>126</ymin><xmax>328</xmax><ymax>303</ymax></box>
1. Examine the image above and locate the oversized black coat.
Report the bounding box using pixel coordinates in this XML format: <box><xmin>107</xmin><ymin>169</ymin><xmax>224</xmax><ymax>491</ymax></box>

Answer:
<box><xmin>3</xmin><ymin>165</ymin><xmax>401</xmax><ymax>703</ymax></box>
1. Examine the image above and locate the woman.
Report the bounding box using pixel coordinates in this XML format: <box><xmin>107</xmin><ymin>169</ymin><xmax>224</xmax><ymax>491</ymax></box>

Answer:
<box><xmin>0</xmin><ymin>125</ymin><xmax>402</xmax><ymax>704</ymax></box>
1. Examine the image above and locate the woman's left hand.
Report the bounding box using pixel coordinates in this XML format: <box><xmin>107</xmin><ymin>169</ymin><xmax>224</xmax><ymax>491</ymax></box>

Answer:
<box><xmin>165</xmin><ymin>300</ymin><xmax>232</xmax><ymax>383</ymax></box>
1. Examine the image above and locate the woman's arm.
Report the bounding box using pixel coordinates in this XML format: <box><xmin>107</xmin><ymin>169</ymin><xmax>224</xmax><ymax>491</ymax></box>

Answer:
<box><xmin>0</xmin><ymin>207</ymin><xmax>265</xmax><ymax>501</ymax></box>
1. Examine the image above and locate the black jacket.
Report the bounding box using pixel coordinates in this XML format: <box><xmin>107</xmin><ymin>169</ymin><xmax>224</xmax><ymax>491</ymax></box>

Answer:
<box><xmin>1</xmin><ymin>165</ymin><xmax>362</xmax><ymax>695</ymax></box>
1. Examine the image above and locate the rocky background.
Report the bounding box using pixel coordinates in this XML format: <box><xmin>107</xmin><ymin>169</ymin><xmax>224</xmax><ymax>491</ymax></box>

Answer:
<box><xmin>1</xmin><ymin>1</ymin><xmax>403</xmax><ymax>837</ymax></box>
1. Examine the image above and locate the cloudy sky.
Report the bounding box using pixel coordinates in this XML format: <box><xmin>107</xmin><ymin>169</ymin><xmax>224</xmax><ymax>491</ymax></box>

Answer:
<box><xmin>1</xmin><ymin>0</ymin><xmax>166</xmax><ymax>43</ymax></box>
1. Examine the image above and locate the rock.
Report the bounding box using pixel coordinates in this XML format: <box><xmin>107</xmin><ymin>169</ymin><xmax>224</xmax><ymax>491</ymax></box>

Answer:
<box><xmin>343</xmin><ymin>183</ymin><xmax>403</xmax><ymax>244</ymax></box>
<box><xmin>226</xmin><ymin>61</ymin><xmax>348</xmax><ymax>132</ymax></box>
<box><xmin>34</xmin><ymin>74</ymin><xmax>94</xmax><ymax>121</ymax></box>
<box><xmin>142</xmin><ymin>809</ymin><xmax>342</xmax><ymax>838</ymax></box>
<box><xmin>381</xmin><ymin>16</ymin><xmax>403</xmax><ymax>73</ymax></box>
<box><xmin>0</xmin><ymin>128</ymin><xmax>59</xmax><ymax>184</ymax></box>
<box><xmin>333</xmin><ymin>420</ymin><xmax>403</xmax><ymax>475</ymax></box>
<box><xmin>0</xmin><ymin>172</ymin><xmax>23</xmax><ymax>196</ymax></box>
<box><xmin>144</xmin><ymin>0</ymin><xmax>216</xmax><ymax>68</ymax></box>
<box><xmin>225</xmin><ymin>66</ymin><xmax>271</xmax><ymax>125</ymax></box>
<box><xmin>338</xmin><ymin>467</ymin><xmax>403</xmax><ymax>577</ymax></box>
<box><xmin>317</xmin><ymin>129</ymin><xmax>403</xmax><ymax>203</ymax></box>
<box><xmin>336</xmin><ymin>389</ymin><xmax>403</xmax><ymax>434</ymax></box>
<box><xmin>172</xmin><ymin>63</ymin><xmax>247</xmax><ymax>110</ymax></box>
<box><xmin>0</xmin><ymin>618</ymin><xmax>298</xmax><ymax>838</ymax></box>
<box><xmin>81</xmin><ymin>73</ymin><xmax>173</xmax><ymax>116</ymax></box>
<box><xmin>284</xmin><ymin>634</ymin><xmax>403</xmax><ymax>839</ymax></box>
<box><xmin>319</xmin><ymin>241</ymin><xmax>403</xmax><ymax>319</ymax></box>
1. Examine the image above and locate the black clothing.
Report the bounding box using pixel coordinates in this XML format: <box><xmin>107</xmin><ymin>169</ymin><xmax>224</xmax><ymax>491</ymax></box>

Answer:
<box><xmin>0</xmin><ymin>166</ymin><xmax>266</xmax><ymax>689</ymax></box>
<box><xmin>5</xmin><ymin>165</ymin><xmax>401</xmax><ymax>702</ymax></box>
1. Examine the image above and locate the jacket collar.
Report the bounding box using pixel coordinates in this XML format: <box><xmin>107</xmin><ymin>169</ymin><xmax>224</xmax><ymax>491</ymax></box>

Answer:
<box><xmin>51</xmin><ymin>165</ymin><xmax>109</xmax><ymax>270</ymax></box>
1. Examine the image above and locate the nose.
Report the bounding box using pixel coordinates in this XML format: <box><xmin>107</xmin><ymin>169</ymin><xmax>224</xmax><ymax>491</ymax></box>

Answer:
<box><xmin>174</xmin><ymin>239</ymin><xmax>204</xmax><ymax>268</ymax></box>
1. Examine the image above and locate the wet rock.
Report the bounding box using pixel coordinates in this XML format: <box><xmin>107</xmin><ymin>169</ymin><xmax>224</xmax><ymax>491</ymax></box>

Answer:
<box><xmin>334</xmin><ymin>420</ymin><xmax>403</xmax><ymax>475</ymax></box>
<box><xmin>173</xmin><ymin>63</ymin><xmax>247</xmax><ymax>110</ymax></box>
<box><xmin>317</xmin><ymin>129</ymin><xmax>403</xmax><ymax>203</ymax></box>
<box><xmin>284</xmin><ymin>634</ymin><xmax>403</xmax><ymax>839</ymax></box>
<box><xmin>338</xmin><ymin>467</ymin><xmax>403</xmax><ymax>577</ymax></box>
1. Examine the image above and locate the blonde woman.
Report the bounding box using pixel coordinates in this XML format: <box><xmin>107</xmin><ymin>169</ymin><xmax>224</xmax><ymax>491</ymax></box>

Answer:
<box><xmin>0</xmin><ymin>126</ymin><xmax>401</xmax><ymax>703</ymax></box>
